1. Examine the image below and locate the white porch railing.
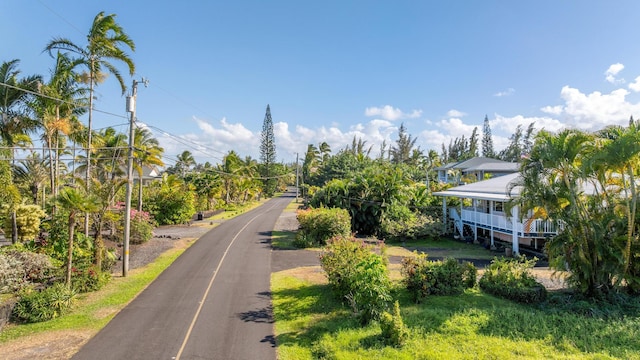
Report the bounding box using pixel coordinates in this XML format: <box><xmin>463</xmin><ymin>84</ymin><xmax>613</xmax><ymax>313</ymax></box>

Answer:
<box><xmin>451</xmin><ymin>208</ymin><xmax>557</xmax><ymax>237</ymax></box>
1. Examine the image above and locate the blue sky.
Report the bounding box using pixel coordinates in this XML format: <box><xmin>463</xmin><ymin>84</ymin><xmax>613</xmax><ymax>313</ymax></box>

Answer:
<box><xmin>4</xmin><ymin>1</ymin><xmax>640</xmax><ymax>165</ymax></box>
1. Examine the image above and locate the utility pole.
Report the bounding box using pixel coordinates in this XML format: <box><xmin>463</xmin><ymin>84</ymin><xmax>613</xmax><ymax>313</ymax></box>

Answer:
<box><xmin>123</xmin><ymin>78</ymin><xmax>148</xmax><ymax>277</ymax></box>
<box><xmin>295</xmin><ymin>153</ymin><xmax>299</xmax><ymax>203</ymax></box>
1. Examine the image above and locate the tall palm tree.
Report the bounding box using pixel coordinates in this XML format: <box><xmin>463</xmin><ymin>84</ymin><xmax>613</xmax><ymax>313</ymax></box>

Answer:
<box><xmin>133</xmin><ymin>127</ymin><xmax>164</xmax><ymax>211</ymax></box>
<box><xmin>319</xmin><ymin>141</ymin><xmax>331</xmax><ymax>164</ymax></box>
<box><xmin>0</xmin><ymin>59</ymin><xmax>42</xmax><ymax>243</ymax></box>
<box><xmin>33</xmin><ymin>52</ymin><xmax>87</xmax><ymax>199</ymax></box>
<box><xmin>593</xmin><ymin>123</ymin><xmax>640</xmax><ymax>281</ymax></box>
<box><xmin>45</xmin><ymin>11</ymin><xmax>135</xmax><ymax>234</ymax></box>
<box><xmin>175</xmin><ymin>150</ymin><xmax>195</xmax><ymax>177</ymax></box>
<box><xmin>56</xmin><ymin>187</ymin><xmax>98</xmax><ymax>286</ymax></box>
<box><xmin>0</xmin><ymin>59</ymin><xmax>42</xmax><ymax>149</ymax></box>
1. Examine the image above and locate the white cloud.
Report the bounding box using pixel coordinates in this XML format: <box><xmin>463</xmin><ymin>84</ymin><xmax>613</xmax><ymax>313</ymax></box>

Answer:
<box><xmin>629</xmin><ymin>76</ymin><xmax>640</xmax><ymax>92</ymax></box>
<box><xmin>364</xmin><ymin>105</ymin><xmax>422</xmax><ymax>121</ymax></box>
<box><xmin>553</xmin><ymin>86</ymin><xmax>640</xmax><ymax>130</ymax></box>
<box><xmin>540</xmin><ymin>105</ymin><xmax>564</xmax><ymax>115</ymax></box>
<box><xmin>491</xmin><ymin>114</ymin><xmax>564</xmax><ymax>134</ymax></box>
<box><xmin>494</xmin><ymin>88</ymin><xmax>515</xmax><ymax>97</ymax></box>
<box><xmin>446</xmin><ymin>109</ymin><xmax>466</xmax><ymax>118</ymax></box>
<box><xmin>605</xmin><ymin>63</ymin><xmax>625</xmax><ymax>83</ymax></box>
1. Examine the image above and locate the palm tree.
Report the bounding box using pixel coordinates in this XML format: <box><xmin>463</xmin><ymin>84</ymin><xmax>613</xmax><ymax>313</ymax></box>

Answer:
<box><xmin>56</xmin><ymin>187</ymin><xmax>98</xmax><ymax>286</ymax></box>
<box><xmin>45</xmin><ymin>11</ymin><xmax>135</xmax><ymax>234</ymax></box>
<box><xmin>175</xmin><ymin>150</ymin><xmax>195</xmax><ymax>177</ymax></box>
<box><xmin>0</xmin><ymin>59</ymin><xmax>42</xmax><ymax>243</ymax></box>
<box><xmin>512</xmin><ymin>129</ymin><xmax>618</xmax><ymax>295</ymax></box>
<box><xmin>33</xmin><ymin>52</ymin><xmax>87</xmax><ymax>198</ymax></box>
<box><xmin>0</xmin><ymin>60</ymin><xmax>42</xmax><ymax>149</ymax></box>
<box><xmin>13</xmin><ymin>152</ymin><xmax>49</xmax><ymax>205</ymax></box>
<box><xmin>133</xmin><ymin>127</ymin><xmax>164</xmax><ymax>211</ymax></box>
<box><xmin>319</xmin><ymin>141</ymin><xmax>331</xmax><ymax>164</ymax></box>
<box><xmin>593</xmin><ymin>123</ymin><xmax>640</xmax><ymax>283</ymax></box>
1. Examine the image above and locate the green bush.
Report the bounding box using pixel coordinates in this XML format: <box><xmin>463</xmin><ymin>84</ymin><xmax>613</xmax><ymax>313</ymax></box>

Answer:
<box><xmin>0</xmin><ymin>254</ymin><xmax>24</xmax><ymax>293</ymax></box>
<box><xmin>479</xmin><ymin>256</ymin><xmax>547</xmax><ymax>304</ymax></box>
<box><xmin>296</xmin><ymin>207</ymin><xmax>351</xmax><ymax>247</ymax></box>
<box><xmin>320</xmin><ymin>236</ymin><xmax>392</xmax><ymax>324</ymax></box>
<box><xmin>0</xmin><ymin>248</ymin><xmax>55</xmax><ymax>293</ymax></box>
<box><xmin>145</xmin><ymin>179</ymin><xmax>196</xmax><ymax>225</ymax></box>
<box><xmin>71</xmin><ymin>265</ymin><xmax>111</xmax><ymax>293</ymax></box>
<box><xmin>3</xmin><ymin>204</ymin><xmax>46</xmax><ymax>242</ymax></box>
<box><xmin>12</xmin><ymin>283</ymin><xmax>76</xmax><ymax>323</ymax></box>
<box><xmin>379</xmin><ymin>202</ymin><xmax>442</xmax><ymax>241</ymax></box>
<box><xmin>401</xmin><ymin>253</ymin><xmax>476</xmax><ymax>302</ymax></box>
<box><xmin>130</xmin><ymin>210</ymin><xmax>154</xmax><ymax>244</ymax></box>
<box><xmin>380</xmin><ymin>300</ymin><xmax>409</xmax><ymax>347</ymax></box>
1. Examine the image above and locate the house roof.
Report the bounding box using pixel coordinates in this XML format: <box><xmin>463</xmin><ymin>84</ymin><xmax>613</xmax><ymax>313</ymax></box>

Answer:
<box><xmin>433</xmin><ymin>157</ymin><xmax>518</xmax><ymax>172</ymax></box>
<box><xmin>433</xmin><ymin>172</ymin><xmax>522</xmax><ymax>201</ymax></box>
<box><xmin>464</xmin><ymin>162</ymin><xmax>520</xmax><ymax>173</ymax></box>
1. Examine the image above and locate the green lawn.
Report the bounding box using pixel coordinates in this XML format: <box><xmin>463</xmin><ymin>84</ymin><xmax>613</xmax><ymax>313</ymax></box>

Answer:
<box><xmin>272</xmin><ymin>271</ymin><xmax>640</xmax><ymax>360</ymax></box>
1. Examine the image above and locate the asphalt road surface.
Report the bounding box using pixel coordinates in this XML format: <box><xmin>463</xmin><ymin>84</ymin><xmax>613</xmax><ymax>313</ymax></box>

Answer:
<box><xmin>72</xmin><ymin>192</ymin><xmax>295</xmax><ymax>360</ymax></box>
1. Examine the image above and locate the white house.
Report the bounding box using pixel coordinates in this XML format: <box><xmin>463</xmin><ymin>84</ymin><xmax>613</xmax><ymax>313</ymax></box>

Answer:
<box><xmin>433</xmin><ymin>173</ymin><xmax>557</xmax><ymax>255</ymax></box>
<box><xmin>434</xmin><ymin>157</ymin><xmax>519</xmax><ymax>184</ymax></box>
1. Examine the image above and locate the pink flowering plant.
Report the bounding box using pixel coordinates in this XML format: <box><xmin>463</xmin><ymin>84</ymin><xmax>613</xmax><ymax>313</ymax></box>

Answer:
<box><xmin>130</xmin><ymin>210</ymin><xmax>154</xmax><ymax>244</ymax></box>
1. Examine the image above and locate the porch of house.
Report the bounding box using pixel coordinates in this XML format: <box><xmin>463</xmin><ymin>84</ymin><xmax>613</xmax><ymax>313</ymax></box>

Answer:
<box><xmin>444</xmin><ymin>200</ymin><xmax>556</xmax><ymax>254</ymax></box>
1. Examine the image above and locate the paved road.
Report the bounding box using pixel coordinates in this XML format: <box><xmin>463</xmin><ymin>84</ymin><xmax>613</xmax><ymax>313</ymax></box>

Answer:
<box><xmin>73</xmin><ymin>192</ymin><xmax>295</xmax><ymax>360</ymax></box>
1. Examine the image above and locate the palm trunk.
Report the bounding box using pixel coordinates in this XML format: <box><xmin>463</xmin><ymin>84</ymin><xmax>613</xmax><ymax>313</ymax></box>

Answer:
<box><xmin>66</xmin><ymin>212</ymin><xmax>76</xmax><ymax>286</ymax></box>
<box><xmin>93</xmin><ymin>214</ymin><xmax>104</xmax><ymax>271</ymax></box>
<box><xmin>138</xmin><ymin>169</ymin><xmax>143</xmax><ymax>211</ymax></box>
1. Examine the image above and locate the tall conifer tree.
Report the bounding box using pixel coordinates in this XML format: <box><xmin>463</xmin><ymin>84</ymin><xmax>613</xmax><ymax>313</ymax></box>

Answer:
<box><xmin>482</xmin><ymin>115</ymin><xmax>495</xmax><ymax>158</ymax></box>
<box><xmin>260</xmin><ymin>104</ymin><xmax>276</xmax><ymax>196</ymax></box>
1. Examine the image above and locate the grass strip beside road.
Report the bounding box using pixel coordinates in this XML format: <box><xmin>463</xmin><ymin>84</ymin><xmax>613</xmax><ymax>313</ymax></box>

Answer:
<box><xmin>0</xmin><ymin>241</ymin><xmax>191</xmax><ymax>343</ymax></box>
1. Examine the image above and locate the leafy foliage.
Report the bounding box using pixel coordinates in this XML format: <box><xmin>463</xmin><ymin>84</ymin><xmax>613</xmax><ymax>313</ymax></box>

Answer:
<box><xmin>319</xmin><ymin>236</ymin><xmax>392</xmax><ymax>324</ymax></box>
<box><xmin>3</xmin><ymin>204</ymin><xmax>46</xmax><ymax>242</ymax></box>
<box><xmin>145</xmin><ymin>175</ymin><xmax>195</xmax><ymax>225</ymax></box>
<box><xmin>71</xmin><ymin>265</ymin><xmax>110</xmax><ymax>293</ymax></box>
<box><xmin>479</xmin><ymin>256</ymin><xmax>547</xmax><ymax>304</ymax></box>
<box><xmin>295</xmin><ymin>207</ymin><xmax>351</xmax><ymax>247</ymax></box>
<box><xmin>0</xmin><ymin>247</ymin><xmax>55</xmax><ymax>293</ymax></box>
<box><xmin>379</xmin><ymin>300</ymin><xmax>409</xmax><ymax>347</ymax></box>
<box><xmin>12</xmin><ymin>283</ymin><xmax>76</xmax><ymax>323</ymax></box>
<box><xmin>130</xmin><ymin>209</ymin><xmax>154</xmax><ymax>244</ymax></box>
<box><xmin>401</xmin><ymin>253</ymin><xmax>476</xmax><ymax>302</ymax></box>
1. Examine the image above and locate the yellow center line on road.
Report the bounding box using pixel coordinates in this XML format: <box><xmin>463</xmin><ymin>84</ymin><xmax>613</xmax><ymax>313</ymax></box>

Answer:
<box><xmin>174</xmin><ymin>202</ymin><xmax>280</xmax><ymax>360</ymax></box>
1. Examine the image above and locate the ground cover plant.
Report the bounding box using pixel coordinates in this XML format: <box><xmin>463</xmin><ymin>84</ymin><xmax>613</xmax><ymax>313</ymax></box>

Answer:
<box><xmin>272</xmin><ymin>269</ymin><xmax>640</xmax><ymax>359</ymax></box>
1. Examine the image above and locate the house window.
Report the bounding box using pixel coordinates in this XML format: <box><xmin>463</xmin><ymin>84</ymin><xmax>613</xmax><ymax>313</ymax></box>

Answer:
<box><xmin>494</xmin><ymin>202</ymin><xmax>504</xmax><ymax>212</ymax></box>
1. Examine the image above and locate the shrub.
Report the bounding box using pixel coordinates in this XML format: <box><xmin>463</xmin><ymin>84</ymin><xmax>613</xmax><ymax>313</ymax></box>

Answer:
<box><xmin>401</xmin><ymin>254</ymin><xmax>477</xmax><ymax>302</ymax></box>
<box><xmin>0</xmin><ymin>254</ymin><xmax>24</xmax><ymax>293</ymax></box>
<box><xmin>379</xmin><ymin>202</ymin><xmax>442</xmax><ymax>242</ymax></box>
<box><xmin>479</xmin><ymin>256</ymin><xmax>547</xmax><ymax>304</ymax></box>
<box><xmin>0</xmin><ymin>249</ymin><xmax>55</xmax><ymax>293</ymax></box>
<box><xmin>145</xmin><ymin>179</ymin><xmax>196</xmax><ymax>225</ymax></box>
<box><xmin>3</xmin><ymin>204</ymin><xmax>46</xmax><ymax>242</ymax></box>
<box><xmin>130</xmin><ymin>210</ymin><xmax>154</xmax><ymax>244</ymax></box>
<box><xmin>12</xmin><ymin>283</ymin><xmax>76</xmax><ymax>323</ymax></box>
<box><xmin>320</xmin><ymin>236</ymin><xmax>392</xmax><ymax>324</ymax></box>
<box><xmin>296</xmin><ymin>207</ymin><xmax>351</xmax><ymax>247</ymax></box>
<box><xmin>71</xmin><ymin>265</ymin><xmax>111</xmax><ymax>293</ymax></box>
<box><xmin>380</xmin><ymin>300</ymin><xmax>409</xmax><ymax>347</ymax></box>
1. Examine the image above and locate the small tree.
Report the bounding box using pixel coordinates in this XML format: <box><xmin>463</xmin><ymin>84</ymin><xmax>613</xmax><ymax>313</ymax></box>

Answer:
<box><xmin>56</xmin><ymin>187</ymin><xmax>98</xmax><ymax>286</ymax></box>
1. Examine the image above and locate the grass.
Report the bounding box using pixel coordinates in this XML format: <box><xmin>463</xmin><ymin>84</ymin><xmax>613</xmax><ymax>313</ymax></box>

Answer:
<box><xmin>272</xmin><ymin>270</ymin><xmax>640</xmax><ymax>359</ymax></box>
<box><xmin>385</xmin><ymin>237</ymin><xmax>497</xmax><ymax>260</ymax></box>
<box><xmin>0</xmin><ymin>242</ymin><xmax>190</xmax><ymax>343</ymax></box>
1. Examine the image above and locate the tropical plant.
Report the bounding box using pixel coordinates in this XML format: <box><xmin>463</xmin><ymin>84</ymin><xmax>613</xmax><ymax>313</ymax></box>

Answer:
<box><xmin>55</xmin><ymin>187</ymin><xmax>99</xmax><ymax>286</ymax></box>
<box><xmin>45</xmin><ymin>11</ymin><xmax>135</xmax><ymax>237</ymax></box>
<box><xmin>133</xmin><ymin>127</ymin><xmax>164</xmax><ymax>211</ymax></box>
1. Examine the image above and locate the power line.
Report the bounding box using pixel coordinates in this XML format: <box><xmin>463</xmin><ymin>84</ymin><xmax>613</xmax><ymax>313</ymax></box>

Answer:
<box><xmin>0</xmin><ymin>81</ymin><xmax>128</xmax><ymax>120</ymax></box>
